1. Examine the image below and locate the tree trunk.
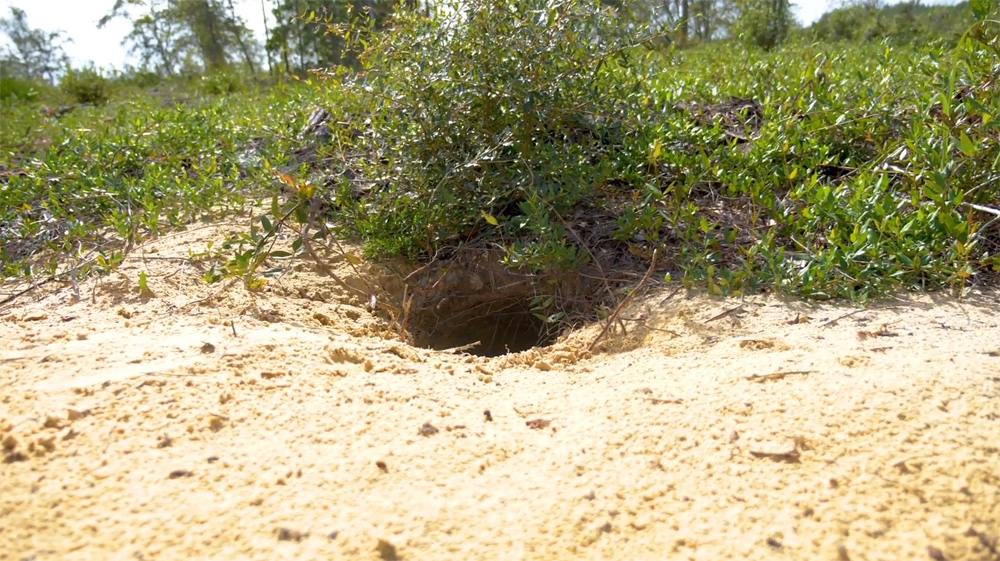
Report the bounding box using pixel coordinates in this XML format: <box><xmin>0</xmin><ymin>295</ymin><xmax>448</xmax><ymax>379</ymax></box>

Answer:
<box><xmin>260</xmin><ymin>0</ymin><xmax>274</xmax><ymax>75</ymax></box>
<box><xmin>295</xmin><ymin>0</ymin><xmax>306</xmax><ymax>71</ymax></box>
<box><xmin>680</xmin><ymin>0</ymin><xmax>689</xmax><ymax>42</ymax></box>
<box><xmin>150</xmin><ymin>0</ymin><xmax>177</xmax><ymax>76</ymax></box>
<box><xmin>202</xmin><ymin>0</ymin><xmax>225</xmax><ymax>69</ymax></box>
<box><xmin>225</xmin><ymin>0</ymin><xmax>257</xmax><ymax>77</ymax></box>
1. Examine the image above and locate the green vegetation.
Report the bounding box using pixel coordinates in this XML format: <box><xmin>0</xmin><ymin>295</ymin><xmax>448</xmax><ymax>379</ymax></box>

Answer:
<box><xmin>810</xmin><ymin>0</ymin><xmax>976</xmax><ymax>45</ymax></box>
<box><xmin>0</xmin><ymin>76</ymin><xmax>40</xmax><ymax>102</ymax></box>
<box><xmin>59</xmin><ymin>66</ymin><xmax>112</xmax><ymax>105</ymax></box>
<box><xmin>0</xmin><ymin>83</ymin><xmax>314</xmax><ymax>284</ymax></box>
<box><xmin>1</xmin><ymin>0</ymin><xmax>998</xmax><ymax>329</ymax></box>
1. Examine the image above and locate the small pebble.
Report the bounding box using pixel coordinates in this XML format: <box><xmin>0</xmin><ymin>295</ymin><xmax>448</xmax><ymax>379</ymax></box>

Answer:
<box><xmin>276</xmin><ymin>528</ymin><xmax>306</xmax><ymax>542</ymax></box>
<box><xmin>377</xmin><ymin>539</ymin><xmax>398</xmax><ymax>561</ymax></box>
<box><xmin>526</xmin><ymin>418</ymin><xmax>551</xmax><ymax>430</ymax></box>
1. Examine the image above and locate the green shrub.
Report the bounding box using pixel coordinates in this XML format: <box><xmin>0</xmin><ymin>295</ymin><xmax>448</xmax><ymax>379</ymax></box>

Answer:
<box><xmin>810</xmin><ymin>1</ymin><xmax>974</xmax><ymax>45</ymax></box>
<box><xmin>3</xmin><ymin>0</ymin><xmax>997</xmax><ymax>308</ymax></box>
<box><xmin>117</xmin><ymin>68</ymin><xmax>162</xmax><ymax>89</ymax></box>
<box><xmin>60</xmin><ymin>66</ymin><xmax>110</xmax><ymax>105</ymax></box>
<box><xmin>735</xmin><ymin>0</ymin><xmax>795</xmax><ymax>50</ymax></box>
<box><xmin>0</xmin><ymin>76</ymin><xmax>39</xmax><ymax>102</ymax></box>
<box><xmin>198</xmin><ymin>69</ymin><xmax>247</xmax><ymax>95</ymax></box>
<box><xmin>296</xmin><ymin>0</ymin><xmax>999</xmax><ymax>303</ymax></box>
<box><xmin>0</xmin><ymin>84</ymin><xmax>311</xmax><ymax>281</ymax></box>
<box><xmin>330</xmin><ymin>0</ymin><xmax>658</xmax><ymax>270</ymax></box>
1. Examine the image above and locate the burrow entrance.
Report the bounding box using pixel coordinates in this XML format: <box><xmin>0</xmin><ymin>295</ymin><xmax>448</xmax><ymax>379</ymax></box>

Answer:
<box><xmin>409</xmin><ymin>299</ymin><xmax>554</xmax><ymax>357</ymax></box>
<box><xmin>394</xmin><ymin>250</ymin><xmax>586</xmax><ymax>357</ymax></box>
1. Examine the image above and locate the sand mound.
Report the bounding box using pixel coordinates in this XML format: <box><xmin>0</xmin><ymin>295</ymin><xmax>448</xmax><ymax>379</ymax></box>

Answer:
<box><xmin>2</xmin><ymin>223</ymin><xmax>998</xmax><ymax>561</ymax></box>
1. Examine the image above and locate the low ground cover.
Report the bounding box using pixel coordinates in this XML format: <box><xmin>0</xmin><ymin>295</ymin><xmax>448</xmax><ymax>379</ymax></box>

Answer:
<box><xmin>1</xmin><ymin>0</ymin><xmax>997</xmax><ymax>346</ymax></box>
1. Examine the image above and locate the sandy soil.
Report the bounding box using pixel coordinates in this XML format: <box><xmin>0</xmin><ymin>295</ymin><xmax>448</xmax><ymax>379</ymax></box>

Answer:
<box><xmin>1</xmin><ymin>222</ymin><xmax>998</xmax><ymax>561</ymax></box>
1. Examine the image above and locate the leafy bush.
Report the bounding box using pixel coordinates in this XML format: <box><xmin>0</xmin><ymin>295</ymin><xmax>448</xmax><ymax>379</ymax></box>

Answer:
<box><xmin>113</xmin><ymin>67</ymin><xmax>163</xmax><ymax>89</ymax></box>
<box><xmin>735</xmin><ymin>0</ymin><xmax>795</xmax><ymax>50</ymax></box>
<box><xmin>329</xmin><ymin>0</ymin><xmax>658</xmax><ymax>271</ymax></box>
<box><xmin>0</xmin><ymin>84</ymin><xmax>312</xmax><ymax>281</ymax></box>
<box><xmin>309</xmin><ymin>0</ymin><xmax>999</xmax><ymax>302</ymax></box>
<box><xmin>2</xmin><ymin>0</ymin><xmax>997</xmax><ymax>313</ymax></box>
<box><xmin>198</xmin><ymin>69</ymin><xmax>247</xmax><ymax>95</ymax></box>
<box><xmin>810</xmin><ymin>1</ymin><xmax>974</xmax><ymax>45</ymax></box>
<box><xmin>60</xmin><ymin>66</ymin><xmax>110</xmax><ymax>105</ymax></box>
<box><xmin>0</xmin><ymin>75</ymin><xmax>38</xmax><ymax>102</ymax></box>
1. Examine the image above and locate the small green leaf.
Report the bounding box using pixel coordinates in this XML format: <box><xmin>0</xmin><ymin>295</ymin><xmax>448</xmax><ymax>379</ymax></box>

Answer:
<box><xmin>138</xmin><ymin>270</ymin><xmax>154</xmax><ymax>296</ymax></box>
<box><xmin>958</xmin><ymin>131</ymin><xmax>977</xmax><ymax>158</ymax></box>
<box><xmin>203</xmin><ymin>266</ymin><xmax>223</xmax><ymax>284</ymax></box>
<box><xmin>971</xmin><ymin>0</ymin><xmax>993</xmax><ymax>21</ymax></box>
<box><xmin>482</xmin><ymin>210</ymin><xmax>499</xmax><ymax>226</ymax></box>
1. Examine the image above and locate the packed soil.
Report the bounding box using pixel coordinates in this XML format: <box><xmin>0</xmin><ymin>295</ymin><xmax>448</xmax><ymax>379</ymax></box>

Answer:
<box><xmin>2</xmin><ymin>221</ymin><xmax>998</xmax><ymax>561</ymax></box>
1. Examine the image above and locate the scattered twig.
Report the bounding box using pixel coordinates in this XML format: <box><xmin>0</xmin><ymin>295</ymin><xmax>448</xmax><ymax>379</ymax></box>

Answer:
<box><xmin>820</xmin><ymin>309</ymin><xmax>866</xmax><ymax>328</ymax></box>
<box><xmin>0</xmin><ymin>264</ymin><xmax>92</xmax><ymax>307</ymax></box>
<box><xmin>622</xmin><ymin>321</ymin><xmax>681</xmax><ymax>338</ymax></box>
<box><xmin>589</xmin><ymin>249</ymin><xmax>657</xmax><ymax>353</ymax></box>
<box><xmin>300</xmin><ymin>219</ymin><xmax>401</xmax><ymax>317</ymax></box>
<box><xmin>644</xmin><ymin>397</ymin><xmax>683</xmax><ymax>404</ymax></box>
<box><xmin>749</xmin><ymin>447</ymin><xmax>801</xmax><ymax>462</ymax></box>
<box><xmin>441</xmin><ymin>341</ymin><xmax>482</xmax><ymax>354</ymax></box>
<box><xmin>397</xmin><ymin>286</ymin><xmax>413</xmax><ymax>342</ymax></box>
<box><xmin>964</xmin><ymin>202</ymin><xmax>1000</xmax><ymax>245</ymax></box>
<box><xmin>705</xmin><ymin>303</ymin><xmax>746</xmax><ymax>323</ymax></box>
<box><xmin>102</xmin><ymin>421</ymin><xmax>118</xmax><ymax>454</ymax></box>
<box><xmin>659</xmin><ymin>285</ymin><xmax>683</xmax><ymax>305</ymax></box>
<box><xmin>136</xmin><ymin>256</ymin><xmax>194</xmax><ymax>262</ymax></box>
<box><xmin>0</xmin><ymin>356</ymin><xmax>33</xmax><ymax>364</ymax></box>
<box><xmin>139</xmin><ymin>371</ymin><xmax>203</xmax><ymax>378</ymax></box>
<box><xmin>746</xmin><ymin>370</ymin><xmax>814</xmax><ymax>383</ymax></box>
<box><xmin>963</xmin><ymin>202</ymin><xmax>1000</xmax><ymax>216</ymax></box>
<box><xmin>170</xmin><ymin>278</ymin><xmax>239</xmax><ymax>312</ymax></box>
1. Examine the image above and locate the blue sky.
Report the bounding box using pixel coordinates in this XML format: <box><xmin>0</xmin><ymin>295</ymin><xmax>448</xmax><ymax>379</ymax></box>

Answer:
<box><xmin>0</xmin><ymin>0</ymin><xmax>964</xmax><ymax>70</ymax></box>
<box><xmin>0</xmin><ymin>0</ymin><xmax>270</xmax><ymax>69</ymax></box>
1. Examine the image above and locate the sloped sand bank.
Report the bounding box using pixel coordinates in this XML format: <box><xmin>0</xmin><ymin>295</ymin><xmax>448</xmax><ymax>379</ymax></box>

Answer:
<box><xmin>2</xmin><ymin>223</ymin><xmax>998</xmax><ymax>561</ymax></box>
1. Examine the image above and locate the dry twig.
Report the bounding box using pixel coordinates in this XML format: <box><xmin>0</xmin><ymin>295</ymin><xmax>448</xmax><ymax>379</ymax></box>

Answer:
<box><xmin>705</xmin><ymin>303</ymin><xmax>746</xmax><ymax>323</ymax></box>
<box><xmin>746</xmin><ymin>370</ymin><xmax>814</xmax><ymax>383</ymax></box>
<box><xmin>820</xmin><ymin>309</ymin><xmax>866</xmax><ymax>328</ymax></box>
<box><xmin>589</xmin><ymin>249</ymin><xmax>657</xmax><ymax>352</ymax></box>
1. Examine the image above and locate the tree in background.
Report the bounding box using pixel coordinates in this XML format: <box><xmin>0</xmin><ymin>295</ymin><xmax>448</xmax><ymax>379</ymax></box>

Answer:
<box><xmin>100</xmin><ymin>0</ymin><xmax>183</xmax><ymax>77</ymax></box>
<box><xmin>99</xmin><ymin>0</ymin><xmax>261</xmax><ymax>77</ymax></box>
<box><xmin>811</xmin><ymin>0</ymin><xmax>974</xmax><ymax>44</ymax></box>
<box><xmin>266</xmin><ymin>0</ymin><xmax>408</xmax><ymax>74</ymax></box>
<box><xmin>733</xmin><ymin>0</ymin><xmax>794</xmax><ymax>49</ymax></box>
<box><xmin>623</xmin><ymin>0</ymin><xmax>752</xmax><ymax>44</ymax></box>
<box><xmin>0</xmin><ymin>7</ymin><xmax>71</xmax><ymax>84</ymax></box>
